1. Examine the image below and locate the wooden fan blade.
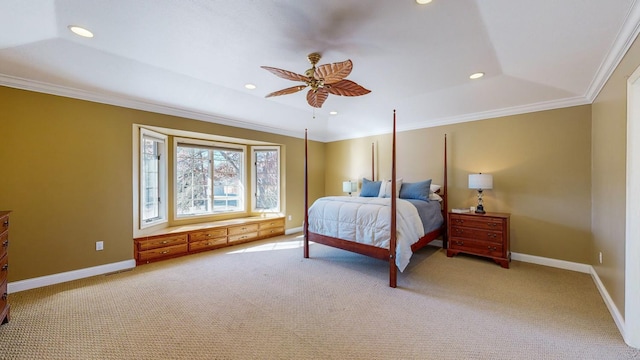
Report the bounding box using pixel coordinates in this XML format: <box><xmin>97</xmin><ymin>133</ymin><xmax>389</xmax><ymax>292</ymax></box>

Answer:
<box><xmin>314</xmin><ymin>60</ymin><xmax>353</xmax><ymax>84</ymax></box>
<box><xmin>326</xmin><ymin>79</ymin><xmax>371</xmax><ymax>96</ymax></box>
<box><xmin>261</xmin><ymin>66</ymin><xmax>309</xmax><ymax>82</ymax></box>
<box><xmin>265</xmin><ymin>85</ymin><xmax>308</xmax><ymax>98</ymax></box>
<box><xmin>307</xmin><ymin>88</ymin><xmax>329</xmax><ymax>108</ymax></box>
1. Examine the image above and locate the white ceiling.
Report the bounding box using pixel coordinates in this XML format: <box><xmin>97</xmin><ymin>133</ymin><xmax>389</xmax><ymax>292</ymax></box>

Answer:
<box><xmin>1</xmin><ymin>0</ymin><xmax>639</xmax><ymax>142</ymax></box>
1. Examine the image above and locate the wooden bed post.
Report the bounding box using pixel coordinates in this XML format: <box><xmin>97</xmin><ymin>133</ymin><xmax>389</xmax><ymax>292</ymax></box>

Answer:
<box><xmin>371</xmin><ymin>142</ymin><xmax>375</xmax><ymax>181</ymax></box>
<box><xmin>390</xmin><ymin>110</ymin><xmax>398</xmax><ymax>288</ymax></box>
<box><xmin>304</xmin><ymin>129</ymin><xmax>309</xmax><ymax>258</ymax></box>
<box><xmin>442</xmin><ymin>133</ymin><xmax>448</xmax><ymax>249</ymax></box>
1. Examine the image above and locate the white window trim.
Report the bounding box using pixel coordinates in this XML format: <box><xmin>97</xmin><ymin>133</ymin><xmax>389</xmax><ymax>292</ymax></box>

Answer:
<box><xmin>138</xmin><ymin>128</ymin><xmax>168</xmax><ymax>230</ymax></box>
<box><xmin>251</xmin><ymin>146</ymin><xmax>281</xmax><ymax>214</ymax></box>
<box><xmin>173</xmin><ymin>137</ymin><xmax>247</xmax><ymax>220</ymax></box>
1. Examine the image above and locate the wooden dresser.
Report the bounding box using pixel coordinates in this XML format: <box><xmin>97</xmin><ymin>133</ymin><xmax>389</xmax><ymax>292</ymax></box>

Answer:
<box><xmin>0</xmin><ymin>211</ymin><xmax>10</xmax><ymax>325</ymax></box>
<box><xmin>447</xmin><ymin>211</ymin><xmax>510</xmax><ymax>268</ymax></box>
<box><xmin>134</xmin><ymin>216</ymin><xmax>285</xmax><ymax>265</ymax></box>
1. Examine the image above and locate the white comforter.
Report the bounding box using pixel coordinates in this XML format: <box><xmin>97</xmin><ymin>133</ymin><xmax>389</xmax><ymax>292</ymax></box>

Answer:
<box><xmin>307</xmin><ymin>196</ymin><xmax>425</xmax><ymax>272</ymax></box>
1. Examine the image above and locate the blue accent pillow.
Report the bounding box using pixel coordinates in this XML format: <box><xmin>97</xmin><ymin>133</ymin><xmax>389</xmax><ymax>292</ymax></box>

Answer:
<box><xmin>399</xmin><ymin>179</ymin><xmax>432</xmax><ymax>201</ymax></box>
<box><xmin>360</xmin><ymin>178</ymin><xmax>382</xmax><ymax>197</ymax></box>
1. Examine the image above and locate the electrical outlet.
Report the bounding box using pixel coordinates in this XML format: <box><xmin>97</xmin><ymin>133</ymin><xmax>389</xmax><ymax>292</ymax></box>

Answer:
<box><xmin>599</xmin><ymin>251</ymin><xmax>603</xmax><ymax>264</ymax></box>
<box><xmin>288</xmin><ymin>215</ymin><xmax>292</xmax><ymax>221</ymax></box>
<box><xmin>96</xmin><ymin>241</ymin><xmax>104</xmax><ymax>251</ymax></box>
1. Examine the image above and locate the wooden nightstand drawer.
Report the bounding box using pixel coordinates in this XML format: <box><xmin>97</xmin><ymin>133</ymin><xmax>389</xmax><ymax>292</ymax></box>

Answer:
<box><xmin>450</xmin><ymin>226</ymin><xmax>503</xmax><ymax>243</ymax></box>
<box><xmin>449</xmin><ymin>215</ymin><xmax>504</xmax><ymax>231</ymax></box>
<box><xmin>449</xmin><ymin>238</ymin><xmax>503</xmax><ymax>258</ymax></box>
<box><xmin>137</xmin><ymin>234</ymin><xmax>187</xmax><ymax>251</ymax></box>
<box><xmin>138</xmin><ymin>243</ymin><xmax>188</xmax><ymax>262</ymax></box>
<box><xmin>189</xmin><ymin>228</ymin><xmax>227</xmax><ymax>242</ymax></box>
<box><xmin>447</xmin><ymin>211</ymin><xmax>510</xmax><ymax>268</ymax></box>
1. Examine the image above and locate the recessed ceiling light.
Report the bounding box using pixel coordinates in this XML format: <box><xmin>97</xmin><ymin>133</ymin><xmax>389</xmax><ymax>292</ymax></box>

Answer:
<box><xmin>68</xmin><ymin>25</ymin><xmax>93</xmax><ymax>38</ymax></box>
<box><xmin>329</xmin><ymin>111</ymin><xmax>338</xmax><ymax>115</ymax></box>
<box><xmin>244</xmin><ymin>83</ymin><xmax>256</xmax><ymax>90</ymax></box>
<box><xmin>416</xmin><ymin>0</ymin><xmax>433</xmax><ymax>4</ymax></box>
<box><xmin>469</xmin><ymin>72</ymin><xmax>485</xmax><ymax>80</ymax></box>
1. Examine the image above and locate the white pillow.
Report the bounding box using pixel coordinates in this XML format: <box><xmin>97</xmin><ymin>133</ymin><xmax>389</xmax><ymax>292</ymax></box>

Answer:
<box><xmin>430</xmin><ymin>184</ymin><xmax>441</xmax><ymax>193</ymax></box>
<box><xmin>429</xmin><ymin>193</ymin><xmax>443</xmax><ymax>202</ymax></box>
<box><xmin>379</xmin><ymin>178</ymin><xmax>403</xmax><ymax>198</ymax></box>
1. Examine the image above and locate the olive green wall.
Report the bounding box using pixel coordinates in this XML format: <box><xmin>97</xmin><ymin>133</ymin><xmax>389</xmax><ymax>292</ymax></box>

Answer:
<box><xmin>0</xmin><ymin>86</ymin><xmax>324</xmax><ymax>281</ymax></box>
<box><xmin>326</xmin><ymin>105</ymin><xmax>593</xmax><ymax>263</ymax></box>
<box><xmin>591</xmin><ymin>35</ymin><xmax>640</xmax><ymax>317</ymax></box>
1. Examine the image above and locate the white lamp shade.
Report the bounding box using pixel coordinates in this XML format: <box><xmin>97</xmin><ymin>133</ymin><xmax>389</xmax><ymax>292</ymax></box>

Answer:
<box><xmin>343</xmin><ymin>181</ymin><xmax>357</xmax><ymax>193</ymax></box>
<box><xmin>468</xmin><ymin>173</ymin><xmax>493</xmax><ymax>190</ymax></box>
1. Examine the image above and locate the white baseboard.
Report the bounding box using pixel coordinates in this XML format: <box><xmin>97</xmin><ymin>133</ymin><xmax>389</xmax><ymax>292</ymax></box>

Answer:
<box><xmin>512</xmin><ymin>252</ymin><xmax>625</xmax><ymax>340</ymax></box>
<box><xmin>590</xmin><ymin>266</ymin><xmax>626</xmax><ymax>340</ymax></box>
<box><xmin>511</xmin><ymin>252</ymin><xmax>592</xmax><ymax>273</ymax></box>
<box><xmin>285</xmin><ymin>226</ymin><xmax>303</xmax><ymax>235</ymax></box>
<box><xmin>8</xmin><ymin>259</ymin><xmax>136</xmax><ymax>293</ymax></box>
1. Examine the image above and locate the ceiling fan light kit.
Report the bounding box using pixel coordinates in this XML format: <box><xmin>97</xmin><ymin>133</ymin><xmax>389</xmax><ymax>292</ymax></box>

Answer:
<box><xmin>262</xmin><ymin>52</ymin><xmax>370</xmax><ymax>108</ymax></box>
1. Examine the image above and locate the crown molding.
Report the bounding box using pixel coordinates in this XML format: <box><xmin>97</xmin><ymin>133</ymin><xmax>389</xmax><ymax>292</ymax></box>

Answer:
<box><xmin>0</xmin><ymin>75</ymin><xmax>320</xmax><ymax>141</ymax></box>
<box><xmin>585</xmin><ymin>0</ymin><xmax>640</xmax><ymax>101</ymax></box>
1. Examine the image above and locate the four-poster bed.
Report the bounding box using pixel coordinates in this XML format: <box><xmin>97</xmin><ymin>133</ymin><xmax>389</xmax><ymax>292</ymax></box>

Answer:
<box><xmin>303</xmin><ymin>110</ymin><xmax>448</xmax><ymax>288</ymax></box>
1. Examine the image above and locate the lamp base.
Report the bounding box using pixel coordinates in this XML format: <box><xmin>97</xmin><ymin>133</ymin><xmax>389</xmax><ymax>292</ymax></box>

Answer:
<box><xmin>475</xmin><ymin>204</ymin><xmax>486</xmax><ymax>214</ymax></box>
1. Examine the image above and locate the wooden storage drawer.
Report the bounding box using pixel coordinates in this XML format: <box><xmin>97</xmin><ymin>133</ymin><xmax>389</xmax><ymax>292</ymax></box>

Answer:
<box><xmin>449</xmin><ymin>226</ymin><xmax>503</xmax><ymax>243</ymax></box>
<box><xmin>0</xmin><ymin>255</ymin><xmax>7</xmax><ymax>283</ymax></box>
<box><xmin>228</xmin><ymin>223</ymin><xmax>259</xmax><ymax>236</ymax></box>
<box><xmin>137</xmin><ymin>234</ymin><xmax>187</xmax><ymax>251</ymax></box>
<box><xmin>259</xmin><ymin>218</ymin><xmax>285</xmax><ymax>230</ymax></box>
<box><xmin>0</xmin><ymin>232</ymin><xmax>7</xmax><ymax>261</ymax></box>
<box><xmin>138</xmin><ymin>243</ymin><xmax>188</xmax><ymax>262</ymax></box>
<box><xmin>449</xmin><ymin>238</ymin><xmax>503</xmax><ymax>258</ymax></box>
<box><xmin>259</xmin><ymin>227</ymin><xmax>284</xmax><ymax>238</ymax></box>
<box><xmin>228</xmin><ymin>232</ymin><xmax>259</xmax><ymax>243</ymax></box>
<box><xmin>134</xmin><ymin>216</ymin><xmax>286</xmax><ymax>265</ymax></box>
<box><xmin>0</xmin><ymin>280</ymin><xmax>7</xmax><ymax>319</ymax></box>
<box><xmin>189</xmin><ymin>237</ymin><xmax>227</xmax><ymax>252</ymax></box>
<box><xmin>189</xmin><ymin>228</ymin><xmax>227</xmax><ymax>242</ymax></box>
<box><xmin>0</xmin><ymin>213</ymin><xmax>8</xmax><ymax>233</ymax></box>
<box><xmin>449</xmin><ymin>215</ymin><xmax>503</xmax><ymax>231</ymax></box>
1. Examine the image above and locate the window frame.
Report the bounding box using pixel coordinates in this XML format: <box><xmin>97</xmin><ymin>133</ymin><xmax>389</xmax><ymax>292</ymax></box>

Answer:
<box><xmin>251</xmin><ymin>146</ymin><xmax>281</xmax><ymax>213</ymax></box>
<box><xmin>139</xmin><ymin>128</ymin><xmax>168</xmax><ymax>229</ymax></box>
<box><xmin>173</xmin><ymin>137</ymin><xmax>247</xmax><ymax>219</ymax></box>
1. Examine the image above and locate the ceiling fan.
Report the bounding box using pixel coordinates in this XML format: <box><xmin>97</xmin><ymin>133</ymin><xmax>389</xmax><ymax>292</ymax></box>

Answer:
<box><xmin>261</xmin><ymin>52</ymin><xmax>371</xmax><ymax>108</ymax></box>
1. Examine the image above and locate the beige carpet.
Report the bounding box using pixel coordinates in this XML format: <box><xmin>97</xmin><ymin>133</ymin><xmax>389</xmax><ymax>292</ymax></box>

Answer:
<box><xmin>0</xmin><ymin>233</ymin><xmax>638</xmax><ymax>360</ymax></box>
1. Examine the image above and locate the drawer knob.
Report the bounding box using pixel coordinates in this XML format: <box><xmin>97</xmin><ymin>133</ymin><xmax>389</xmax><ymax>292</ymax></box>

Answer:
<box><xmin>455</xmin><ymin>241</ymin><xmax>464</xmax><ymax>246</ymax></box>
<box><xmin>206</xmin><ymin>234</ymin><xmax>211</xmax><ymax>237</ymax></box>
<box><xmin>2</xmin><ymin>220</ymin><xmax>7</xmax><ymax>227</ymax></box>
<box><xmin>1</xmin><ymin>264</ymin><xmax>7</xmax><ymax>271</ymax></box>
<box><xmin>2</xmin><ymin>240</ymin><xmax>7</xmax><ymax>248</ymax></box>
<box><xmin>487</xmin><ymin>246</ymin><xmax>497</xmax><ymax>251</ymax></box>
<box><xmin>160</xmin><ymin>250</ymin><xmax>170</xmax><ymax>254</ymax></box>
<box><xmin>1</xmin><ymin>293</ymin><xmax>6</xmax><ymax>301</ymax></box>
<box><xmin>161</xmin><ymin>240</ymin><xmax>169</xmax><ymax>244</ymax></box>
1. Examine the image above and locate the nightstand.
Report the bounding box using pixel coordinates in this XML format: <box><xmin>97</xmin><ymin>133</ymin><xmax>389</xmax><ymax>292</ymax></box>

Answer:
<box><xmin>447</xmin><ymin>211</ymin><xmax>511</xmax><ymax>268</ymax></box>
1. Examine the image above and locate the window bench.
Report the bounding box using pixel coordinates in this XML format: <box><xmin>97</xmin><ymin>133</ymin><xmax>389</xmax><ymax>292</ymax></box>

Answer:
<box><xmin>133</xmin><ymin>215</ymin><xmax>285</xmax><ymax>265</ymax></box>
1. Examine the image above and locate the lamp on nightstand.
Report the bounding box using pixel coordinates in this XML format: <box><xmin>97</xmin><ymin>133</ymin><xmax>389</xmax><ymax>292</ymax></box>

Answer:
<box><xmin>468</xmin><ymin>173</ymin><xmax>493</xmax><ymax>214</ymax></box>
<box><xmin>342</xmin><ymin>181</ymin><xmax>357</xmax><ymax>196</ymax></box>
